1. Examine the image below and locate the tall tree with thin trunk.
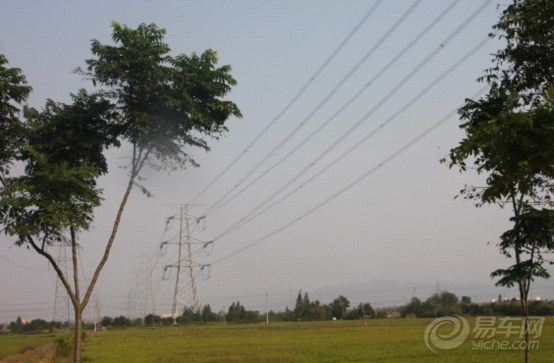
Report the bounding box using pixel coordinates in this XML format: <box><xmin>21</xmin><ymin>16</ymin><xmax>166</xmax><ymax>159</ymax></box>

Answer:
<box><xmin>446</xmin><ymin>1</ymin><xmax>554</xmax><ymax>362</ymax></box>
<box><xmin>0</xmin><ymin>22</ymin><xmax>241</xmax><ymax>363</ymax></box>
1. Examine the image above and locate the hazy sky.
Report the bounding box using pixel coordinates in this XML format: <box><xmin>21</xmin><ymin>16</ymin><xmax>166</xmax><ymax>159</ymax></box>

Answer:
<box><xmin>2</xmin><ymin>0</ymin><xmax>549</xmax><ymax>322</ymax></box>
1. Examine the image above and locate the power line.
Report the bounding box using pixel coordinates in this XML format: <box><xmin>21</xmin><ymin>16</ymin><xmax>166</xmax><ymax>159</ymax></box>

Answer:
<box><xmin>208</xmin><ymin>86</ymin><xmax>488</xmax><ymax>266</ymax></box>
<box><xmin>202</xmin><ymin>0</ymin><xmax>424</xmax><ymax>217</ymax></box>
<box><xmin>0</xmin><ymin>253</ymin><xmax>45</xmax><ymax>272</ymax></box>
<box><xmin>202</xmin><ymin>0</ymin><xmax>462</xmax><ymax>217</ymax></box>
<box><xmin>189</xmin><ymin>0</ymin><xmax>384</xmax><ymax>204</ymax></box>
<box><xmin>215</xmin><ymin>38</ymin><xmax>490</xmax><ymax>242</ymax></box>
<box><xmin>205</xmin><ymin>1</ymin><xmax>492</xmax><ymax>243</ymax></box>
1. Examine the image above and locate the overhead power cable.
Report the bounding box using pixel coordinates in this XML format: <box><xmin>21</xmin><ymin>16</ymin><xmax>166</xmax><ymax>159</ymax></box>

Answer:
<box><xmin>189</xmin><ymin>0</ymin><xmax>384</xmax><ymax>204</ymax></box>
<box><xmin>208</xmin><ymin>86</ymin><xmax>488</xmax><ymax>266</ymax></box>
<box><xmin>201</xmin><ymin>0</ymin><xmax>422</xmax><ymax>217</ymax></box>
<box><xmin>205</xmin><ymin>0</ymin><xmax>492</xmax><ymax>242</ymax></box>
<box><xmin>212</xmin><ymin>37</ymin><xmax>490</xmax><ymax>242</ymax></box>
<box><xmin>202</xmin><ymin>0</ymin><xmax>461</xmax><ymax>217</ymax></box>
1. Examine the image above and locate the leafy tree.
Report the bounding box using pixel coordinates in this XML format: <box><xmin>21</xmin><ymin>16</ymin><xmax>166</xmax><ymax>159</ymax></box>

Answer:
<box><xmin>226</xmin><ymin>301</ymin><xmax>260</xmax><ymax>323</ymax></box>
<box><xmin>0</xmin><ymin>54</ymin><xmax>32</xmax><ymax>180</ymax></box>
<box><xmin>329</xmin><ymin>295</ymin><xmax>350</xmax><ymax>319</ymax></box>
<box><xmin>401</xmin><ymin>297</ymin><xmax>423</xmax><ymax>318</ymax></box>
<box><xmin>100</xmin><ymin>316</ymin><xmax>113</xmax><ymax>327</ymax></box>
<box><xmin>201</xmin><ymin>304</ymin><xmax>218</xmax><ymax>323</ymax></box>
<box><xmin>112</xmin><ymin>315</ymin><xmax>132</xmax><ymax>328</ymax></box>
<box><xmin>344</xmin><ymin>302</ymin><xmax>375</xmax><ymax>320</ymax></box>
<box><xmin>144</xmin><ymin>314</ymin><xmax>161</xmax><ymax>327</ymax></box>
<box><xmin>0</xmin><ymin>22</ymin><xmax>240</xmax><ymax>363</ymax></box>
<box><xmin>181</xmin><ymin>306</ymin><xmax>202</xmax><ymax>324</ymax></box>
<box><xmin>446</xmin><ymin>2</ymin><xmax>554</xmax><ymax>361</ymax></box>
<box><xmin>293</xmin><ymin>290</ymin><xmax>304</xmax><ymax>320</ymax></box>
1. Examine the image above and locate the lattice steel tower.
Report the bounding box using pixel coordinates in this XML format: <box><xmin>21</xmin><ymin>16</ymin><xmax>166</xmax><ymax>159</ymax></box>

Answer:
<box><xmin>52</xmin><ymin>243</ymin><xmax>70</xmax><ymax>323</ymax></box>
<box><xmin>162</xmin><ymin>204</ymin><xmax>202</xmax><ymax>323</ymax></box>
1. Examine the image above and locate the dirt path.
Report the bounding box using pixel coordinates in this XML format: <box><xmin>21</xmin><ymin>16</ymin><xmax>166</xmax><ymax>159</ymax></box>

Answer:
<box><xmin>0</xmin><ymin>342</ymin><xmax>69</xmax><ymax>363</ymax></box>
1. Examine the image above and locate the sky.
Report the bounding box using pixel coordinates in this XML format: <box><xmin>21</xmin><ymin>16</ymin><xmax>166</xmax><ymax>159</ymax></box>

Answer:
<box><xmin>2</xmin><ymin>0</ymin><xmax>552</xmax><ymax>322</ymax></box>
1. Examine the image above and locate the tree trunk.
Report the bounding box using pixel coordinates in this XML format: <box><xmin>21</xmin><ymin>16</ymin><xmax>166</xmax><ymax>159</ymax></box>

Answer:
<box><xmin>518</xmin><ymin>281</ymin><xmax>530</xmax><ymax>363</ymax></box>
<box><xmin>74</xmin><ymin>305</ymin><xmax>83</xmax><ymax>363</ymax></box>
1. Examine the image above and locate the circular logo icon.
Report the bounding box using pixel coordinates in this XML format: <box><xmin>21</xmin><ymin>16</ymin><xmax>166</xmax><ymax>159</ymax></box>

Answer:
<box><xmin>424</xmin><ymin>315</ymin><xmax>470</xmax><ymax>354</ymax></box>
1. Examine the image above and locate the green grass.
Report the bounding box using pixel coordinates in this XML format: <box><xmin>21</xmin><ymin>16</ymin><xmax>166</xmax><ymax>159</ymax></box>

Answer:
<box><xmin>80</xmin><ymin>318</ymin><xmax>554</xmax><ymax>362</ymax></box>
<box><xmin>0</xmin><ymin>331</ymin><xmax>66</xmax><ymax>359</ymax></box>
<box><xmin>2</xmin><ymin>319</ymin><xmax>554</xmax><ymax>362</ymax></box>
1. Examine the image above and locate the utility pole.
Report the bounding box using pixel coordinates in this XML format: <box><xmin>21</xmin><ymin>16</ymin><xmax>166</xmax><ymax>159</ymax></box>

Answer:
<box><xmin>265</xmin><ymin>293</ymin><xmax>269</xmax><ymax>325</ymax></box>
<box><xmin>94</xmin><ymin>296</ymin><xmax>100</xmax><ymax>333</ymax></box>
<box><xmin>434</xmin><ymin>281</ymin><xmax>440</xmax><ymax>318</ymax></box>
<box><xmin>361</xmin><ymin>303</ymin><xmax>367</xmax><ymax>328</ymax></box>
<box><xmin>162</xmin><ymin>204</ymin><xmax>205</xmax><ymax>324</ymax></box>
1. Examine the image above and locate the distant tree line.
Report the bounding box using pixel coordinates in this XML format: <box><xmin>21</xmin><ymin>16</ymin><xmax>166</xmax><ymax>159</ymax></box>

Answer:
<box><xmin>10</xmin><ymin>289</ymin><xmax>554</xmax><ymax>332</ymax></box>
<box><xmin>94</xmin><ymin>292</ymin><xmax>380</xmax><ymax>329</ymax></box>
<box><xmin>274</xmin><ymin>290</ymin><xmax>376</xmax><ymax>321</ymax></box>
<box><xmin>2</xmin><ymin>316</ymin><xmax>65</xmax><ymax>333</ymax></box>
<box><xmin>400</xmin><ymin>291</ymin><xmax>554</xmax><ymax>318</ymax></box>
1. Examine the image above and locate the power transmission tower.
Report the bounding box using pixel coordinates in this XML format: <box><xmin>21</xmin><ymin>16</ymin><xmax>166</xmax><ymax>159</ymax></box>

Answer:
<box><xmin>53</xmin><ymin>243</ymin><xmax>70</xmax><ymax>324</ymax></box>
<box><xmin>161</xmin><ymin>204</ymin><xmax>205</xmax><ymax>323</ymax></box>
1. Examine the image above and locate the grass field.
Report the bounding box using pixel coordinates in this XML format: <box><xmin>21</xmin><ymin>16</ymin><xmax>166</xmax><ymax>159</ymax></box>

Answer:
<box><xmin>2</xmin><ymin>318</ymin><xmax>554</xmax><ymax>362</ymax></box>
<box><xmin>0</xmin><ymin>332</ymin><xmax>65</xmax><ymax>360</ymax></box>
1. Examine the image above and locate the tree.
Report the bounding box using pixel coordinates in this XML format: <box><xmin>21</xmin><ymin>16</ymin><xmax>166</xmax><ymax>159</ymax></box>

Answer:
<box><xmin>329</xmin><ymin>295</ymin><xmax>350</xmax><ymax>319</ymax></box>
<box><xmin>293</xmin><ymin>290</ymin><xmax>304</xmax><ymax>320</ymax></box>
<box><xmin>112</xmin><ymin>315</ymin><xmax>132</xmax><ymax>328</ymax></box>
<box><xmin>344</xmin><ymin>302</ymin><xmax>375</xmax><ymax>320</ymax></box>
<box><xmin>461</xmin><ymin>296</ymin><xmax>471</xmax><ymax>305</ymax></box>
<box><xmin>0</xmin><ymin>22</ymin><xmax>240</xmax><ymax>363</ymax></box>
<box><xmin>144</xmin><ymin>313</ymin><xmax>161</xmax><ymax>327</ymax></box>
<box><xmin>446</xmin><ymin>1</ymin><xmax>554</xmax><ymax>362</ymax></box>
<box><xmin>0</xmin><ymin>54</ymin><xmax>32</xmax><ymax>180</ymax></box>
<box><xmin>201</xmin><ymin>304</ymin><xmax>218</xmax><ymax>323</ymax></box>
<box><xmin>100</xmin><ymin>316</ymin><xmax>113</xmax><ymax>327</ymax></box>
<box><xmin>400</xmin><ymin>297</ymin><xmax>423</xmax><ymax>318</ymax></box>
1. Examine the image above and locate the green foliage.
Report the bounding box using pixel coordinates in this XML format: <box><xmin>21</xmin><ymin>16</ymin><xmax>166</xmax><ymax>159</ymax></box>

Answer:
<box><xmin>0</xmin><ymin>54</ymin><xmax>32</xmax><ymax>177</ymax></box>
<box><xmin>200</xmin><ymin>304</ymin><xmax>218</xmax><ymax>323</ymax></box>
<box><xmin>100</xmin><ymin>316</ymin><xmax>113</xmax><ymax>328</ymax></box>
<box><xmin>401</xmin><ymin>297</ymin><xmax>423</xmax><ymax>318</ymax></box>
<box><xmin>144</xmin><ymin>314</ymin><xmax>161</xmax><ymax>327</ymax></box>
<box><xmin>0</xmin><ymin>24</ymin><xmax>241</xmax><ymax>361</ymax></box>
<box><xmin>180</xmin><ymin>306</ymin><xmax>203</xmax><ymax>324</ymax></box>
<box><xmin>292</xmin><ymin>291</ymin><xmax>330</xmax><ymax>321</ymax></box>
<box><xmin>492</xmin><ymin>206</ymin><xmax>554</xmax><ymax>287</ymax></box>
<box><xmin>446</xmin><ymin>0</ymin><xmax>554</xmax><ymax>322</ymax></box>
<box><xmin>112</xmin><ymin>316</ymin><xmax>132</xmax><ymax>328</ymax></box>
<box><xmin>329</xmin><ymin>295</ymin><xmax>350</xmax><ymax>320</ymax></box>
<box><xmin>7</xmin><ymin>317</ymin><xmax>60</xmax><ymax>334</ymax></box>
<box><xmin>226</xmin><ymin>301</ymin><xmax>260</xmax><ymax>323</ymax></box>
<box><xmin>343</xmin><ymin>302</ymin><xmax>375</xmax><ymax>320</ymax></box>
<box><xmin>83</xmin><ymin>22</ymin><xmax>242</xmax><ymax>172</ymax></box>
<box><xmin>55</xmin><ymin>335</ymin><xmax>73</xmax><ymax>358</ymax></box>
<box><xmin>401</xmin><ymin>291</ymin><xmax>461</xmax><ymax>318</ymax></box>
<box><xmin>482</xmin><ymin>0</ymin><xmax>554</xmax><ymax>104</ymax></box>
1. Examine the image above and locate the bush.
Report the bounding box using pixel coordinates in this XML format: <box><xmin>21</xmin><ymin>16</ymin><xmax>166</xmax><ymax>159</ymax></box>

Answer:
<box><xmin>55</xmin><ymin>336</ymin><xmax>73</xmax><ymax>358</ymax></box>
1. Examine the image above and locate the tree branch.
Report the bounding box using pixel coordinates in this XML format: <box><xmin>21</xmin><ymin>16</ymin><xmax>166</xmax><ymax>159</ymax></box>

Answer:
<box><xmin>27</xmin><ymin>235</ymin><xmax>79</xmax><ymax>307</ymax></box>
<box><xmin>71</xmin><ymin>226</ymin><xmax>81</xmax><ymax>304</ymax></box>
<box><xmin>81</xmin><ymin>145</ymin><xmax>151</xmax><ymax>309</ymax></box>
